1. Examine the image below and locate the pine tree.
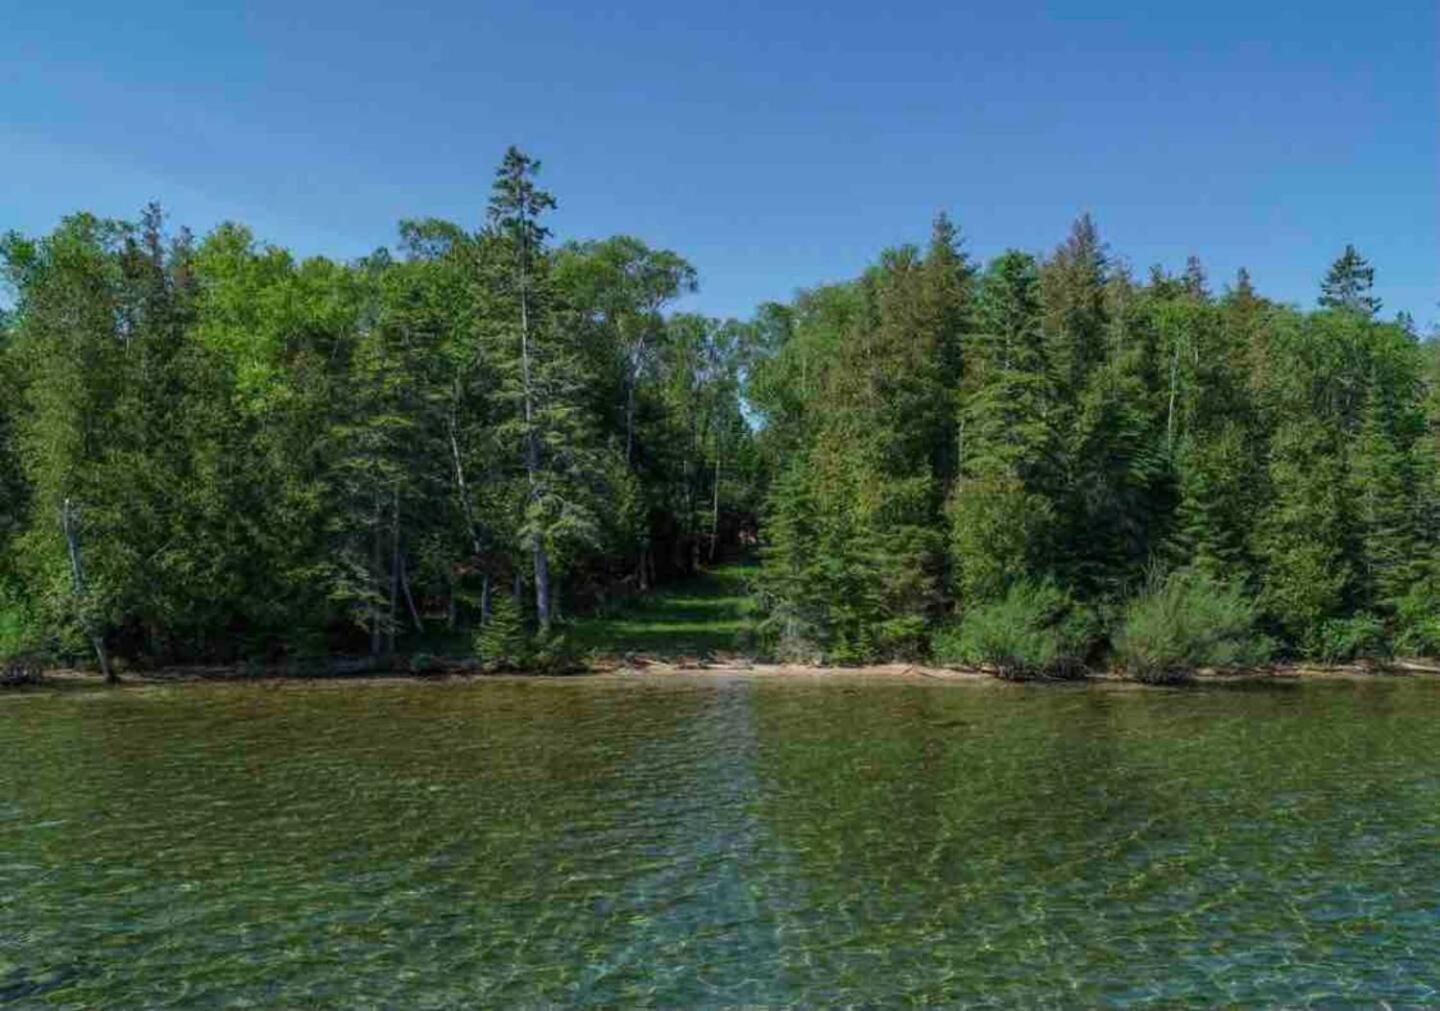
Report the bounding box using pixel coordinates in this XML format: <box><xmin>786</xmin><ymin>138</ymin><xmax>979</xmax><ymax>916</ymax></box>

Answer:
<box><xmin>1319</xmin><ymin>244</ymin><xmax>1381</xmax><ymax>317</ymax></box>
<box><xmin>483</xmin><ymin>147</ymin><xmax>607</xmax><ymax>633</ymax></box>
<box><xmin>1254</xmin><ymin>415</ymin><xmax>1351</xmax><ymax>647</ymax></box>
<box><xmin>1041</xmin><ymin>213</ymin><xmax>1109</xmax><ymax>403</ymax></box>
<box><xmin>1180</xmin><ymin>255</ymin><xmax>1209</xmax><ymax>300</ymax></box>
<box><xmin>1156</xmin><ymin>286</ymin><xmax>1258</xmax><ymax>584</ymax></box>
<box><xmin>1040</xmin><ymin>219</ymin><xmax>1169</xmax><ymax>599</ymax></box>
<box><xmin>472</xmin><ymin>588</ymin><xmax>529</xmax><ymax>669</ymax></box>
<box><xmin>757</xmin><ymin>243</ymin><xmax>950</xmax><ymax>660</ymax></box>
<box><xmin>1348</xmin><ymin>347</ymin><xmax>1428</xmax><ymax>614</ymax></box>
<box><xmin>920</xmin><ymin>213</ymin><xmax>975</xmax><ymax>386</ymax></box>
<box><xmin>950</xmin><ymin>251</ymin><xmax>1059</xmax><ymax>603</ymax></box>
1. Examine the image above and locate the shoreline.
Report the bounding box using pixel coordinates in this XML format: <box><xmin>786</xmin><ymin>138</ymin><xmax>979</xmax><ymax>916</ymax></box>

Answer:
<box><xmin>8</xmin><ymin>656</ymin><xmax>1440</xmax><ymax>694</ymax></box>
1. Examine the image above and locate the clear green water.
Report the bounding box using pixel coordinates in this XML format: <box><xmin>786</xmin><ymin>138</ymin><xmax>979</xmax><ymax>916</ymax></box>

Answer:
<box><xmin>3</xmin><ymin>676</ymin><xmax>1439</xmax><ymax>1007</ymax></box>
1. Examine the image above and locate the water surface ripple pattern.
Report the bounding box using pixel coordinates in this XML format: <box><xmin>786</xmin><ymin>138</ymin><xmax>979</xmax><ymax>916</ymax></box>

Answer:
<box><xmin>2</xmin><ymin>676</ymin><xmax>1439</xmax><ymax>1005</ymax></box>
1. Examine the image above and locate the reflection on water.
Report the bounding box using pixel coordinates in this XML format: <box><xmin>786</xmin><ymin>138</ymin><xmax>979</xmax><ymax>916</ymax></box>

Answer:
<box><xmin>2</xmin><ymin>676</ymin><xmax>1438</xmax><ymax>1005</ymax></box>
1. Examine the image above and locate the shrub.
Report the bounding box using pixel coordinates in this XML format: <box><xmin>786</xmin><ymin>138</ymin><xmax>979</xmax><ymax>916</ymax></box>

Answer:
<box><xmin>753</xmin><ymin>596</ymin><xmax>824</xmax><ymax>664</ymax></box>
<box><xmin>0</xmin><ymin>590</ymin><xmax>34</xmax><ymax>659</ymax></box>
<box><xmin>823</xmin><ymin>625</ymin><xmax>874</xmax><ymax>666</ymax></box>
<box><xmin>874</xmin><ymin>615</ymin><xmax>930</xmax><ymax>662</ymax></box>
<box><xmin>0</xmin><ymin>590</ymin><xmax>43</xmax><ymax>685</ymax></box>
<box><xmin>1392</xmin><ymin>588</ymin><xmax>1440</xmax><ymax>657</ymax></box>
<box><xmin>530</xmin><ymin>626</ymin><xmax>584</xmax><ymax>674</ymax></box>
<box><xmin>1305</xmin><ymin>613</ymin><xmax>1388</xmax><ymax>664</ymax></box>
<box><xmin>1114</xmin><ymin>571</ymin><xmax>1269</xmax><ymax>683</ymax></box>
<box><xmin>933</xmin><ymin>580</ymin><xmax>1093</xmax><ymax>680</ymax></box>
<box><xmin>472</xmin><ymin>593</ymin><xmax>530</xmax><ymax>671</ymax></box>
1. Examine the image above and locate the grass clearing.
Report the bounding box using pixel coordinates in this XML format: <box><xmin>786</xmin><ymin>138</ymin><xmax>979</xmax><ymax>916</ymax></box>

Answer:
<box><xmin>568</xmin><ymin>562</ymin><xmax>757</xmax><ymax>660</ymax></box>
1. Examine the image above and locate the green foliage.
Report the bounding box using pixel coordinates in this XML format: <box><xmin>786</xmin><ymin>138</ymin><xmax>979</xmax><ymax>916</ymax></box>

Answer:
<box><xmin>0</xmin><ymin>585</ymin><xmax>44</xmax><ymax>684</ymax></box>
<box><xmin>755</xmin><ymin>230</ymin><xmax>963</xmax><ymax>662</ymax></box>
<box><xmin>1318</xmin><ymin>244</ymin><xmax>1381</xmax><ymax>317</ymax></box>
<box><xmin>932</xmin><ymin>580</ymin><xmax>1093</xmax><ymax>680</ymax></box>
<box><xmin>472</xmin><ymin>592</ymin><xmax>530</xmax><ymax>671</ymax></box>
<box><xmin>948</xmin><ymin>476</ymin><xmax>1053</xmax><ymax>604</ymax></box>
<box><xmin>0</xmin><ymin>150</ymin><xmax>762</xmax><ymax>666</ymax></box>
<box><xmin>1392</xmin><ymin>586</ymin><xmax>1440</xmax><ymax>657</ymax></box>
<box><xmin>530</xmin><ymin>626</ymin><xmax>584</xmax><ymax>674</ymax></box>
<box><xmin>949</xmin><ymin>250</ymin><xmax>1060</xmax><ymax>604</ymax></box>
<box><xmin>0</xmin><ymin>588</ymin><xmax>39</xmax><ymax>662</ymax></box>
<box><xmin>753</xmin><ymin>225</ymin><xmax>1439</xmax><ymax>666</ymax></box>
<box><xmin>0</xmin><ymin>174</ymin><xmax>1435</xmax><ymax>673</ymax></box>
<box><xmin>1305</xmin><ymin>614</ymin><xmax>1389</xmax><ymax>665</ymax></box>
<box><xmin>1113</xmin><ymin>571</ymin><xmax>1270</xmax><ymax>683</ymax></box>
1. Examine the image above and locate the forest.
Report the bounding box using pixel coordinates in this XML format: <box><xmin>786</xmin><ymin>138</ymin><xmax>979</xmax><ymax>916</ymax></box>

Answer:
<box><xmin>2</xmin><ymin>147</ymin><xmax>1435</xmax><ymax>682</ymax></box>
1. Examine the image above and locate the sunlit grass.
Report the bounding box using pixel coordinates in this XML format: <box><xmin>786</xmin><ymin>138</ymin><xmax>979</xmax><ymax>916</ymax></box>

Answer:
<box><xmin>567</xmin><ymin>562</ymin><xmax>757</xmax><ymax>659</ymax></box>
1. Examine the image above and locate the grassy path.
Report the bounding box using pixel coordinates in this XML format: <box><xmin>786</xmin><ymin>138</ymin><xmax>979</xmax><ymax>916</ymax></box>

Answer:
<box><xmin>568</xmin><ymin>562</ymin><xmax>756</xmax><ymax>660</ymax></box>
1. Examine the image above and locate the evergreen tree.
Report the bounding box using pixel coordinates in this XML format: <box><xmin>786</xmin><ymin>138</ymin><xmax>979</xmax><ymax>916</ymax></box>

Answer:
<box><xmin>758</xmin><ymin>245</ymin><xmax>951</xmax><ymax>660</ymax></box>
<box><xmin>1254</xmin><ymin>414</ymin><xmax>1351</xmax><ymax>647</ymax></box>
<box><xmin>1043</xmin><ymin>219</ymin><xmax>1168</xmax><ymax>599</ymax></box>
<box><xmin>950</xmin><ymin>251</ymin><xmax>1058</xmax><ymax>604</ymax></box>
<box><xmin>1319</xmin><ymin>244</ymin><xmax>1381</xmax><ymax>317</ymax></box>
<box><xmin>1349</xmin><ymin>383</ymin><xmax>1418</xmax><ymax>612</ymax></box>
<box><xmin>483</xmin><ymin>147</ymin><xmax>606</xmax><ymax>633</ymax></box>
<box><xmin>1041</xmin><ymin>213</ymin><xmax>1109</xmax><ymax>402</ymax></box>
<box><xmin>473</xmin><ymin>588</ymin><xmax>529</xmax><ymax>669</ymax></box>
<box><xmin>1180</xmin><ymin>255</ymin><xmax>1209</xmax><ymax>299</ymax></box>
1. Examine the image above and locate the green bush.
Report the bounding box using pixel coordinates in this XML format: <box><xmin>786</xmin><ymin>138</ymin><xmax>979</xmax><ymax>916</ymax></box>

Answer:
<box><xmin>530</xmin><ymin>626</ymin><xmax>584</xmax><ymax>674</ymax></box>
<box><xmin>823</xmin><ymin>625</ymin><xmax>874</xmax><ymax>666</ymax></box>
<box><xmin>932</xmin><ymin>580</ymin><xmax>1093</xmax><ymax>680</ymax></box>
<box><xmin>0</xmin><ymin>589</ymin><xmax>39</xmax><ymax>661</ymax></box>
<box><xmin>1305</xmin><ymin>613</ymin><xmax>1388</xmax><ymax>664</ymax></box>
<box><xmin>0</xmin><ymin>604</ymin><xmax>28</xmax><ymax>661</ymax></box>
<box><xmin>472</xmin><ymin>593</ymin><xmax>530</xmax><ymax>671</ymax></box>
<box><xmin>0</xmin><ymin>589</ymin><xmax>44</xmax><ymax>686</ymax></box>
<box><xmin>1114</xmin><ymin>571</ymin><xmax>1269</xmax><ymax>683</ymax></box>
<box><xmin>875</xmin><ymin>615</ymin><xmax>929</xmax><ymax>661</ymax></box>
<box><xmin>1392</xmin><ymin>588</ymin><xmax>1440</xmax><ymax>657</ymax></box>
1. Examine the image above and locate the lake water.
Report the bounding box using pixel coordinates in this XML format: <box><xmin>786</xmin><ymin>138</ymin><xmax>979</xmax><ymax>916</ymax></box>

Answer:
<box><xmin>2</xmin><ymin>674</ymin><xmax>1439</xmax><ymax>1006</ymax></box>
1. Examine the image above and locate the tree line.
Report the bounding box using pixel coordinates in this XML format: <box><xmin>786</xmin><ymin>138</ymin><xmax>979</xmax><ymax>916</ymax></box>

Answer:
<box><xmin>0</xmin><ymin>149</ymin><xmax>761</xmax><ymax>672</ymax></box>
<box><xmin>2</xmin><ymin>146</ymin><xmax>1435</xmax><ymax>680</ymax></box>
<box><xmin>749</xmin><ymin>215</ymin><xmax>1438</xmax><ymax>678</ymax></box>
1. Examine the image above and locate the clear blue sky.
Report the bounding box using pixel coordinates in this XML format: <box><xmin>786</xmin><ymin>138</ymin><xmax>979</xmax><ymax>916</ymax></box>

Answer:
<box><xmin>4</xmin><ymin>0</ymin><xmax>1436</xmax><ymax>327</ymax></box>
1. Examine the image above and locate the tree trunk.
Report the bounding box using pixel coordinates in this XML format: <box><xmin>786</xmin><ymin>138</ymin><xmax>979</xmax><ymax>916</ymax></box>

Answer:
<box><xmin>400</xmin><ymin>555</ymin><xmax>423</xmax><ymax>633</ymax></box>
<box><xmin>370</xmin><ymin>491</ymin><xmax>383</xmax><ymax>656</ymax></box>
<box><xmin>710</xmin><ymin>442</ymin><xmax>722</xmax><ymax>562</ymax></box>
<box><xmin>448</xmin><ymin>386</ymin><xmax>485</xmax><ymax>559</ymax></box>
<box><xmin>531</xmin><ymin>527</ymin><xmax>552</xmax><ymax>632</ymax></box>
<box><xmin>61</xmin><ymin>498</ymin><xmax>114</xmax><ymax>684</ymax></box>
<box><xmin>387</xmin><ymin>485</ymin><xmax>400</xmax><ymax>655</ymax></box>
<box><xmin>516</xmin><ymin>221</ymin><xmax>553</xmax><ymax>633</ymax></box>
<box><xmin>625</xmin><ymin>367</ymin><xmax>637</xmax><ymax>467</ymax></box>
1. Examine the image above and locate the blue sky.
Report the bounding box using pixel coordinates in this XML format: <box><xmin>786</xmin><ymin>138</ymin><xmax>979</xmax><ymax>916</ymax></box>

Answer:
<box><xmin>4</xmin><ymin>1</ymin><xmax>1435</xmax><ymax>327</ymax></box>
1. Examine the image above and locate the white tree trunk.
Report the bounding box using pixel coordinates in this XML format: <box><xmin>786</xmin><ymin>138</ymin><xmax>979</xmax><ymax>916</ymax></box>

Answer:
<box><xmin>61</xmin><ymin>498</ymin><xmax>114</xmax><ymax>683</ymax></box>
<box><xmin>517</xmin><ymin>231</ymin><xmax>552</xmax><ymax>632</ymax></box>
